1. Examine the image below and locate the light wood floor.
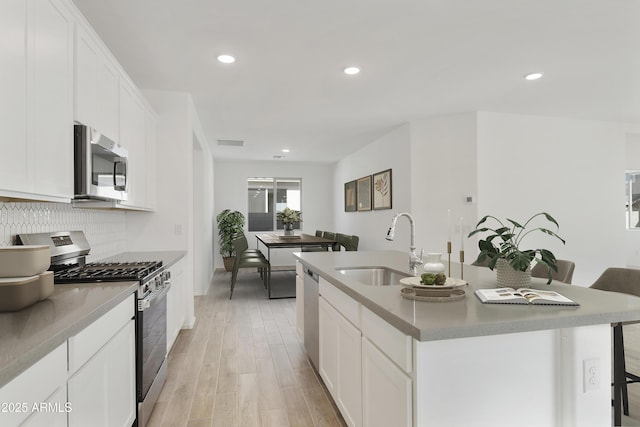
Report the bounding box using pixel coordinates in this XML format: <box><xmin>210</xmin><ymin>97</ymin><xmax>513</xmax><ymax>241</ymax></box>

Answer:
<box><xmin>147</xmin><ymin>268</ymin><xmax>345</xmax><ymax>427</ymax></box>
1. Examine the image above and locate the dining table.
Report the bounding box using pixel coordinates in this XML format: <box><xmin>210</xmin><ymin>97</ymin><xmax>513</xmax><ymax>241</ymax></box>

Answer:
<box><xmin>255</xmin><ymin>233</ymin><xmax>337</xmax><ymax>298</ymax></box>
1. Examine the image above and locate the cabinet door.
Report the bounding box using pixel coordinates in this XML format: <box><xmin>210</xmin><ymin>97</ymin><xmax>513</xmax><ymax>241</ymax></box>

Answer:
<box><xmin>319</xmin><ymin>297</ymin><xmax>362</xmax><ymax>427</ymax></box>
<box><xmin>362</xmin><ymin>338</ymin><xmax>412</xmax><ymax>427</ymax></box>
<box><xmin>31</xmin><ymin>0</ymin><xmax>74</xmax><ymax>198</ymax></box>
<box><xmin>119</xmin><ymin>80</ymin><xmax>146</xmax><ymax>207</ymax></box>
<box><xmin>68</xmin><ymin>320</ymin><xmax>136</xmax><ymax>427</ymax></box>
<box><xmin>0</xmin><ymin>343</ymin><xmax>66</xmax><ymax>427</ymax></box>
<box><xmin>22</xmin><ymin>386</ymin><xmax>68</xmax><ymax>427</ymax></box>
<box><xmin>74</xmin><ymin>23</ymin><xmax>98</xmax><ymax>127</ymax></box>
<box><xmin>296</xmin><ymin>273</ymin><xmax>304</xmax><ymax>339</ymax></box>
<box><xmin>0</xmin><ymin>0</ymin><xmax>29</xmax><ymax>193</ymax></box>
<box><xmin>144</xmin><ymin>108</ymin><xmax>157</xmax><ymax>210</ymax></box>
<box><xmin>95</xmin><ymin>56</ymin><xmax>119</xmax><ymax>141</ymax></box>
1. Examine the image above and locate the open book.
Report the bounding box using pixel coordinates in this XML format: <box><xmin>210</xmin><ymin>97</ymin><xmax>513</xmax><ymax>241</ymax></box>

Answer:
<box><xmin>475</xmin><ymin>287</ymin><xmax>579</xmax><ymax>306</ymax></box>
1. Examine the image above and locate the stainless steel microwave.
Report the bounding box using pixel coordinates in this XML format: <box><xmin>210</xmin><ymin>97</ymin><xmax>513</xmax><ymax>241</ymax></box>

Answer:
<box><xmin>74</xmin><ymin>124</ymin><xmax>128</xmax><ymax>201</ymax></box>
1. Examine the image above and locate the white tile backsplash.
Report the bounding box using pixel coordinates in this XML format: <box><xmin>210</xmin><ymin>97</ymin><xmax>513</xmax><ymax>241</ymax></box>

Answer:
<box><xmin>0</xmin><ymin>202</ymin><xmax>126</xmax><ymax>261</ymax></box>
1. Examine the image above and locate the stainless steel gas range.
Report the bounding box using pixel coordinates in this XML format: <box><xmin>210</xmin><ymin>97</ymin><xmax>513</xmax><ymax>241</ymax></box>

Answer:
<box><xmin>17</xmin><ymin>231</ymin><xmax>170</xmax><ymax>427</ymax></box>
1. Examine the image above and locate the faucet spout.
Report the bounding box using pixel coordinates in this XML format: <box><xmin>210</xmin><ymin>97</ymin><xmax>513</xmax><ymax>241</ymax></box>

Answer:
<box><xmin>386</xmin><ymin>212</ymin><xmax>423</xmax><ymax>275</ymax></box>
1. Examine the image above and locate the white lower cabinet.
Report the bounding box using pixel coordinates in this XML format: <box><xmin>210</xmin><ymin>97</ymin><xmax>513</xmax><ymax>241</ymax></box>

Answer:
<box><xmin>319</xmin><ymin>296</ymin><xmax>362</xmax><ymax>427</ymax></box>
<box><xmin>0</xmin><ymin>343</ymin><xmax>67</xmax><ymax>427</ymax></box>
<box><xmin>317</xmin><ymin>277</ymin><xmax>412</xmax><ymax>427</ymax></box>
<box><xmin>0</xmin><ymin>293</ymin><xmax>136</xmax><ymax>427</ymax></box>
<box><xmin>68</xmin><ymin>319</ymin><xmax>135</xmax><ymax>427</ymax></box>
<box><xmin>22</xmin><ymin>386</ymin><xmax>67</xmax><ymax>427</ymax></box>
<box><xmin>68</xmin><ymin>296</ymin><xmax>136</xmax><ymax>427</ymax></box>
<box><xmin>362</xmin><ymin>337</ymin><xmax>412</xmax><ymax>427</ymax></box>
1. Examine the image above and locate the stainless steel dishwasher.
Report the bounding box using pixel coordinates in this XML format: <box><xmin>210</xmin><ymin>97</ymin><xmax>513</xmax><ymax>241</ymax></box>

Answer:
<box><xmin>303</xmin><ymin>267</ymin><xmax>320</xmax><ymax>370</ymax></box>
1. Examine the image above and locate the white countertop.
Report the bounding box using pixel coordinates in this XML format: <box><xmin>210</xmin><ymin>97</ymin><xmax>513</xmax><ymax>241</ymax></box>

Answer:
<box><xmin>294</xmin><ymin>250</ymin><xmax>640</xmax><ymax>341</ymax></box>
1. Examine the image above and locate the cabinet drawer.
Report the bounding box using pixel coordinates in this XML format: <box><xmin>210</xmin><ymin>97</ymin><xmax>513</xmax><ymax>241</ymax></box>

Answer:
<box><xmin>319</xmin><ymin>277</ymin><xmax>360</xmax><ymax>328</ymax></box>
<box><xmin>362</xmin><ymin>307</ymin><xmax>412</xmax><ymax>373</ymax></box>
<box><xmin>0</xmin><ymin>343</ymin><xmax>66</xmax><ymax>426</ymax></box>
<box><xmin>68</xmin><ymin>294</ymin><xmax>135</xmax><ymax>374</ymax></box>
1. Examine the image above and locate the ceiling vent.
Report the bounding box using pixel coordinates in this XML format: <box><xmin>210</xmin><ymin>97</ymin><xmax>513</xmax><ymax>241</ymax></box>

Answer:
<box><xmin>216</xmin><ymin>139</ymin><xmax>244</xmax><ymax>147</ymax></box>
<box><xmin>273</xmin><ymin>155</ymin><xmax>285</xmax><ymax>159</ymax></box>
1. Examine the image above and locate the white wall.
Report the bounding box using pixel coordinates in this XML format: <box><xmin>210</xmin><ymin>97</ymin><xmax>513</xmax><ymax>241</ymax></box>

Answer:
<box><xmin>127</xmin><ymin>90</ymin><xmax>213</xmax><ymax>326</ymax></box>
<box><xmin>409</xmin><ymin>113</ymin><xmax>478</xmax><ymax>264</ymax></box>
<box><xmin>476</xmin><ymin>112</ymin><xmax>628</xmax><ymax>286</ymax></box>
<box><xmin>334</xmin><ymin>124</ymin><xmax>412</xmax><ymax>252</ymax></box>
<box><xmin>213</xmin><ymin>160</ymin><xmax>334</xmax><ymax>266</ymax></box>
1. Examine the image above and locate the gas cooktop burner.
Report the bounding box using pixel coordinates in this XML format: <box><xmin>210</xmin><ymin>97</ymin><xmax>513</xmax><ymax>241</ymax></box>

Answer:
<box><xmin>55</xmin><ymin>260</ymin><xmax>163</xmax><ymax>283</ymax></box>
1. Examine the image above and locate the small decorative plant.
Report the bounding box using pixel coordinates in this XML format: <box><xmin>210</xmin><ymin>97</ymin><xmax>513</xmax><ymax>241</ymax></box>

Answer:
<box><xmin>276</xmin><ymin>207</ymin><xmax>302</xmax><ymax>226</ymax></box>
<box><xmin>216</xmin><ymin>209</ymin><xmax>245</xmax><ymax>270</ymax></box>
<box><xmin>468</xmin><ymin>212</ymin><xmax>565</xmax><ymax>284</ymax></box>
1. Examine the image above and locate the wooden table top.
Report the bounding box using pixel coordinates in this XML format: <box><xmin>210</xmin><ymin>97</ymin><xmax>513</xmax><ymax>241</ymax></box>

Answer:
<box><xmin>256</xmin><ymin>233</ymin><xmax>336</xmax><ymax>247</ymax></box>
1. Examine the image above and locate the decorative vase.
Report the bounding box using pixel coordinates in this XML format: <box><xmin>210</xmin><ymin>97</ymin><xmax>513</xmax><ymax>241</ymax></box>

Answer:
<box><xmin>496</xmin><ymin>258</ymin><xmax>531</xmax><ymax>288</ymax></box>
<box><xmin>423</xmin><ymin>253</ymin><xmax>446</xmax><ymax>274</ymax></box>
<box><xmin>284</xmin><ymin>223</ymin><xmax>294</xmax><ymax>236</ymax></box>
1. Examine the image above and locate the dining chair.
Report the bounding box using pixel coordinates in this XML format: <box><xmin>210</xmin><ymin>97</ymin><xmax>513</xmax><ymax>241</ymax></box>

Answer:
<box><xmin>531</xmin><ymin>259</ymin><xmax>575</xmax><ymax>284</ymax></box>
<box><xmin>590</xmin><ymin>267</ymin><xmax>640</xmax><ymax>426</ymax></box>
<box><xmin>229</xmin><ymin>235</ymin><xmax>270</xmax><ymax>299</ymax></box>
<box><xmin>302</xmin><ymin>229</ymin><xmax>331</xmax><ymax>252</ymax></box>
<box><xmin>322</xmin><ymin>231</ymin><xmax>340</xmax><ymax>251</ymax></box>
<box><xmin>336</xmin><ymin>233</ymin><xmax>359</xmax><ymax>251</ymax></box>
<box><xmin>231</xmin><ymin>232</ymin><xmax>265</xmax><ymax>258</ymax></box>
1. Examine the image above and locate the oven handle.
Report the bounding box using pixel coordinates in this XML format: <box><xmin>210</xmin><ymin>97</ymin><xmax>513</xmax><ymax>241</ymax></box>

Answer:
<box><xmin>138</xmin><ymin>283</ymin><xmax>171</xmax><ymax>312</ymax></box>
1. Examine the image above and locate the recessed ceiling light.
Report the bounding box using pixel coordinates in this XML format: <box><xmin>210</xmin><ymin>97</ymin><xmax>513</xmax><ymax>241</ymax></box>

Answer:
<box><xmin>524</xmin><ymin>72</ymin><xmax>543</xmax><ymax>81</ymax></box>
<box><xmin>282</xmin><ymin>148</ymin><xmax>290</xmax><ymax>153</ymax></box>
<box><xmin>344</xmin><ymin>67</ymin><xmax>360</xmax><ymax>75</ymax></box>
<box><xmin>217</xmin><ymin>54</ymin><xmax>235</xmax><ymax>64</ymax></box>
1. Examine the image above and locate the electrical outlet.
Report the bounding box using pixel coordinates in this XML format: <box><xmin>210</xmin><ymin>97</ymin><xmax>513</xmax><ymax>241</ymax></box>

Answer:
<box><xmin>174</xmin><ymin>224</ymin><xmax>182</xmax><ymax>236</ymax></box>
<box><xmin>583</xmin><ymin>358</ymin><xmax>600</xmax><ymax>392</ymax></box>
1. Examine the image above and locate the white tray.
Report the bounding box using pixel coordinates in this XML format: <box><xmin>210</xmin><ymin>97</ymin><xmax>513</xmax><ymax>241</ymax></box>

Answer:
<box><xmin>399</xmin><ymin>276</ymin><xmax>468</xmax><ymax>289</ymax></box>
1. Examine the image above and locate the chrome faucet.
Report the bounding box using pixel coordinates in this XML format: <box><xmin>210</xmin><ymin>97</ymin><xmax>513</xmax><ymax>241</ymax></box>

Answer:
<box><xmin>386</xmin><ymin>212</ymin><xmax>423</xmax><ymax>275</ymax></box>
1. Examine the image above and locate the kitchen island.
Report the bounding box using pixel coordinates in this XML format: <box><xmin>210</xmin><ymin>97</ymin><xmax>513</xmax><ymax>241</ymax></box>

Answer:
<box><xmin>294</xmin><ymin>250</ymin><xmax>640</xmax><ymax>427</ymax></box>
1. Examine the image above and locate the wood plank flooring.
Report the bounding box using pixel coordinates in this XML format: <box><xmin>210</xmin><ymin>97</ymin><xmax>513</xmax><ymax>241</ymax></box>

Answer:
<box><xmin>147</xmin><ymin>268</ymin><xmax>345</xmax><ymax>427</ymax></box>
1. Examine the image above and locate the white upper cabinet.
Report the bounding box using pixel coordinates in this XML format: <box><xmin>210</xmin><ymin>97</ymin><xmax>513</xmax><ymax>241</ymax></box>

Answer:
<box><xmin>0</xmin><ymin>0</ymin><xmax>74</xmax><ymax>201</ymax></box>
<box><xmin>31</xmin><ymin>0</ymin><xmax>74</xmax><ymax>199</ymax></box>
<box><xmin>118</xmin><ymin>79</ymin><xmax>147</xmax><ymax>209</ymax></box>
<box><xmin>0</xmin><ymin>0</ymin><xmax>29</xmax><ymax>194</ymax></box>
<box><xmin>74</xmin><ymin>21</ymin><xmax>119</xmax><ymax>141</ymax></box>
<box><xmin>144</xmin><ymin>108</ymin><xmax>157</xmax><ymax>210</ymax></box>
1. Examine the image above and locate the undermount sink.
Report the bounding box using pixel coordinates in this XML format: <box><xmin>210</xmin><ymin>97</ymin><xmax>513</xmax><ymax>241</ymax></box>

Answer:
<box><xmin>336</xmin><ymin>266</ymin><xmax>411</xmax><ymax>286</ymax></box>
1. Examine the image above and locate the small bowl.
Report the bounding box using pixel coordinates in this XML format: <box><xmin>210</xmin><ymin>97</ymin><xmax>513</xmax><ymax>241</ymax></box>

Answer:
<box><xmin>0</xmin><ymin>245</ymin><xmax>50</xmax><ymax>278</ymax></box>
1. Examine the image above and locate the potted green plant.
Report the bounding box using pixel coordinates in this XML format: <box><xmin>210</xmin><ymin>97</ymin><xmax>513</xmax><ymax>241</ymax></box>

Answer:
<box><xmin>276</xmin><ymin>207</ymin><xmax>302</xmax><ymax>235</ymax></box>
<box><xmin>468</xmin><ymin>212</ymin><xmax>565</xmax><ymax>285</ymax></box>
<box><xmin>216</xmin><ymin>209</ymin><xmax>245</xmax><ymax>271</ymax></box>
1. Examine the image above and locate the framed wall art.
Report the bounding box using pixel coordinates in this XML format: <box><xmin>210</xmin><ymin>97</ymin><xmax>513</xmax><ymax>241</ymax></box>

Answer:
<box><xmin>344</xmin><ymin>180</ymin><xmax>357</xmax><ymax>212</ymax></box>
<box><xmin>356</xmin><ymin>175</ymin><xmax>372</xmax><ymax>211</ymax></box>
<box><xmin>372</xmin><ymin>169</ymin><xmax>392</xmax><ymax>210</ymax></box>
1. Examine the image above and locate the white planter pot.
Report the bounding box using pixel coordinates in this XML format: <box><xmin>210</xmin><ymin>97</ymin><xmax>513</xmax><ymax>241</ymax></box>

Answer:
<box><xmin>496</xmin><ymin>259</ymin><xmax>531</xmax><ymax>288</ymax></box>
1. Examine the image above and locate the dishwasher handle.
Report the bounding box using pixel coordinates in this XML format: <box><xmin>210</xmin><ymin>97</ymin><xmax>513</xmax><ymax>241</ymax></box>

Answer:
<box><xmin>305</xmin><ymin>268</ymin><xmax>319</xmax><ymax>282</ymax></box>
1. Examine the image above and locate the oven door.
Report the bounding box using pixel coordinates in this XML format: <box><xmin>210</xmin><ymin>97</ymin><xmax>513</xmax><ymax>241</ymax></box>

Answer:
<box><xmin>136</xmin><ymin>285</ymin><xmax>169</xmax><ymax>403</ymax></box>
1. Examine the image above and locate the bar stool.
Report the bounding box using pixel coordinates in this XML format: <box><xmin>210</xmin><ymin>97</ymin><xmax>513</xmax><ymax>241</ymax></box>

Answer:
<box><xmin>590</xmin><ymin>267</ymin><xmax>640</xmax><ymax>426</ymax></box>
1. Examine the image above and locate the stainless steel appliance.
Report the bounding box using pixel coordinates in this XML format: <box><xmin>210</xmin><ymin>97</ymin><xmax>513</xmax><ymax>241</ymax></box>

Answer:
<box><xmin>17</xmin><ymin>231</ymin><xmax>169</xmax><ymax>427</ymax></box>
<box><xmin>303</xmin><ymin>267</ymin><xmax>320</xmax><ymax>370</ymax></box>
<box><xmin>74</xmin><ymin>124</ymin><xmax>128</xmax><ymax>201</ymax></box>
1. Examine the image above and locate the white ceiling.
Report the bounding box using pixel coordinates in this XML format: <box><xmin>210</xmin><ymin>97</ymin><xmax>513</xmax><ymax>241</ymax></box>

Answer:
<box><xmin>71</xmin><ymin>0</ymin><xmax>640</xmax><ymax>163</ymax></box>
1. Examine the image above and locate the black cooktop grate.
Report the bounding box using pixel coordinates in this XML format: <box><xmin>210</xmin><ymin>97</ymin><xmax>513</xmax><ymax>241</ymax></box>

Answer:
<box><xmin>54</xmin><ymin>261</ymin><xmax>163</xmax><ymax>283</ymax></box>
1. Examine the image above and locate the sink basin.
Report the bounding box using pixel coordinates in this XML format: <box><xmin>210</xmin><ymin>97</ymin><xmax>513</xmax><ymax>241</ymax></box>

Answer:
<box><xmin>337</xmin><ymin>267</ymin><xmax>411</xmax><ymax>286</ymax></box>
